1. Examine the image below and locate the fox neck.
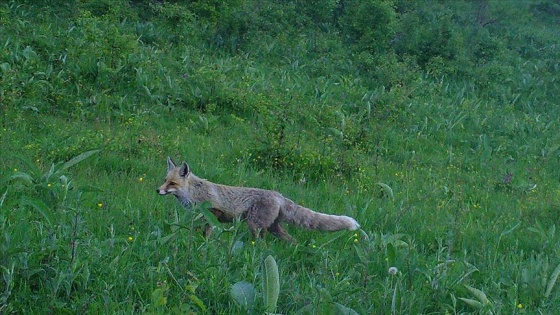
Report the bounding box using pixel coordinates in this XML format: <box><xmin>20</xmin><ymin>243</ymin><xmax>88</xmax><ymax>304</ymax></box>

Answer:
<box><xmin>175</xmin><ymin>173</ymin><xmax>213</xmax><ymax>208</ymax></box>
<box><xmin>178</xmin><ymin>196</ymin><xmax>194</xmax><ymax>210</ymax></box>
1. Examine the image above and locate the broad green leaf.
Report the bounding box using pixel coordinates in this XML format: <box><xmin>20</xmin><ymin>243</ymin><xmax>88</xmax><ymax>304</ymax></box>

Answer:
<box><xmin>464</xmin><ymin>285</ymin><xmax>489</xmax><ymax>305</ymax></box>
<box><xmin>198</xmin><ymin>202</ymin><xmax>223</xmax><ymax>228</ymax></box>
<box><xmin>333</xmin><ymin>302</ymin><xmax>360</xmax><ymax>315</ymax></box>
<box><xmin>263</xmin><ymin>255</ymin><xmax>280</xmax><ymax>313</ymax></box>
<box><xmin>458</xmin><ymin>297</ymin><xmax>483</xmax><ymax>309</ymax></box>
<box><xmin>231</xmin><ymin>281</ymin><xmax>256</xmax><ymax>310</ymax></box>
<box><xmin>189</xmin><ymin>294</ymin><xmax>207</xmax><ymax>311</ymax></box>
<box><xmin>151</xmin><ymin>288</ymin><xmax>167</xmax><ymax>307</ymax></box>
<box><xmin>231</xmin><ymin>240</ymin><xmax>244</xmax><ymax>255</ymax></box>
<box><xmin>386</xmin><ymin>243</ymin><xmax>395</xmax><ymax>266</ymax></box>
<box><xmin>376</xmin><ymin>182</ymin><xmax>394</xmax><ymax>199</ymax></box>
<box><xmin>10</xmin><ymin>172</ymin><xmax>34</xmax><ymax>185</ymax></box>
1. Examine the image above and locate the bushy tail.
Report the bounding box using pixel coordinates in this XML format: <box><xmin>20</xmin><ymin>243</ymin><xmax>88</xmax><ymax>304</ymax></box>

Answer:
<box><xmin>282</xmin><ymin>200</ymin><xmax>359</xmax><ymax>231</ymax></box>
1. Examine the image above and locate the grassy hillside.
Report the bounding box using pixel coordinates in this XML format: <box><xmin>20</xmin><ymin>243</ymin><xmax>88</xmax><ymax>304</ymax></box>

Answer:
<box><xmin>1</xmin><ymin>0</ymin><xmax>560</xmax><ymax>313</ymax></box>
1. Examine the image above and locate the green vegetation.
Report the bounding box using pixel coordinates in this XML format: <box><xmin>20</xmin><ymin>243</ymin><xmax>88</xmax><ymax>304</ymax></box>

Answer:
<box><xmin>1</xmin><ymin>0</ymin><xmax>559</xmax><ymax>313</ymax></box>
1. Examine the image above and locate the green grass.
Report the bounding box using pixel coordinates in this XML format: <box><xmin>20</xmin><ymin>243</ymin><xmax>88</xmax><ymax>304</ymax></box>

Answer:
<box><xmin>1</xmin><ymin>0</ymin><xmax>560</xmax><ymax>313</ymax></box>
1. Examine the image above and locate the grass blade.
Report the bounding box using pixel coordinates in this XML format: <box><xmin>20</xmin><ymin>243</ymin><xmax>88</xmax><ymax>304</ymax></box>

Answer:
<box><xmin>0</xmin><ymin>188</ymin><xmax>7</xmax><ymax>208</ymax></box>
<box><xmin>57</xmin><ymin>149</ymin><xmax>101</xmax><ymax>174</ymax></box>
<box><xmin>22</xmin><ymin>197</ymin><xmax>53</xmax><ymax>227</ymax></box>
<box><xmin>13</xmin><ymin>154</ymin><xmax>41</xmax><ymax>179</ymax></box>
<box><xmin>545</xmin><ymin>261</ymin><xmax>560</xmax><ymax>298</ymax></box>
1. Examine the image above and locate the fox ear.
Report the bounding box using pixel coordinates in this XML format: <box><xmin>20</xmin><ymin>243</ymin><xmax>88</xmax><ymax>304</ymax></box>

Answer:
<box><xmin>178</xmin><ymin>162</ymin><xmax>190</xmax><ymax>178</ymax></box>
<box><xmin>167</xmin><ymin>157</ymin><xmax>176</xmax><ymax>172</ymax></box>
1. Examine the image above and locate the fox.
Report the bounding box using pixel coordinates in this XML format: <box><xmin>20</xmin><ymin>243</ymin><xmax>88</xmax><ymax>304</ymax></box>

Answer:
<box><xmin>157</xmin><ymin>157</ymin><xmax>360</xmax><ymax>243</ymax></box>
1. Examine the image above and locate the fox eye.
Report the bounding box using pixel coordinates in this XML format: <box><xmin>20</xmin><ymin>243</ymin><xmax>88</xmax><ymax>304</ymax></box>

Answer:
<box><xmin>169</xmin><ymin>181</ymin><xmax>178</xmax><ymax>186</ymax></box>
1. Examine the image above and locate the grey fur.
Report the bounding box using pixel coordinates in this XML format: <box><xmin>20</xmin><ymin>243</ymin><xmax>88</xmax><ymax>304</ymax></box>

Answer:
<box><xmin>158</xmin><ymin>158</ymin><xmax>360</xmax><ymax>243</ymax></box>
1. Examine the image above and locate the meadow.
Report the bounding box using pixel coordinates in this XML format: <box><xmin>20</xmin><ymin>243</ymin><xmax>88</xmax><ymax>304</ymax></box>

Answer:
<box><xmin>1</xmin><ymin>0</ymin><xmax>560</xmax><ymax>313</ymax></box>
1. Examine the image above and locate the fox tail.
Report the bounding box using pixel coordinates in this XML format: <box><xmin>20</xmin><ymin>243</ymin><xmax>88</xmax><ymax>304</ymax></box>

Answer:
<box><xmin>283</xmin><ymin>201</ymin><xmax>359</xmax><ymax>231</ymax></box>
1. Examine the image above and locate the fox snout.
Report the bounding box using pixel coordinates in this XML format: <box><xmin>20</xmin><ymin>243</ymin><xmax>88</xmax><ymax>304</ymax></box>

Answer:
<box><xmin>157</xmin><ymin>186</ymin><xmax>171</xmax><ymax>195</ymax></box>
<box><xmin>157</xmin><ymin>181</ymin><xmax>178</xmax><ymax>195</ymax></box>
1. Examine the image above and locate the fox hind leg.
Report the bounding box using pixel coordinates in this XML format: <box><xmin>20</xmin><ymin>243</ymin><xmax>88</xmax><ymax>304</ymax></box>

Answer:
<box><xmin>247</xmin><ymin>218</ymin><xmax>267</xmax><ymax>239</ymax></box>
<box><xmin>247</xmin><ymin>213</ymin><xmax>269</xmax><ymax>239</ymax></box>
<box><xmin>246</xmin><ymin>199</ymin><xmax>280</xmax><ymax>240</ymax></box>
<box><xmin>269</xmin><ymin>221</ymin><xmax>295</xmax><ymax>244</ymax></box>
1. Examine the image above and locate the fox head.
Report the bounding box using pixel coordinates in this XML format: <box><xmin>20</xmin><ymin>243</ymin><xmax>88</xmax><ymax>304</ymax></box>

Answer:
<box><xmin>156</xmin><ymin>157</ymin><xmax>191</xmax><ymax>196</ymax></box>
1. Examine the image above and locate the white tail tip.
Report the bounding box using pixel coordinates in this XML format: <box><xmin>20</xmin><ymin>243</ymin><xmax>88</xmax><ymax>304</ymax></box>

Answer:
<box><xmin>344</xmin><ymin>216</ymin><xmax>360</xmax><ymax>230</ymax></box>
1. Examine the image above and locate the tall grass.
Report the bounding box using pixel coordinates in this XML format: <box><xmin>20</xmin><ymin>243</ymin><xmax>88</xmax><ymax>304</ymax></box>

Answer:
<box><xmin>1</xmin><ymin>0</ymin><xmax>560</xmax><ymax>313</ymax></box>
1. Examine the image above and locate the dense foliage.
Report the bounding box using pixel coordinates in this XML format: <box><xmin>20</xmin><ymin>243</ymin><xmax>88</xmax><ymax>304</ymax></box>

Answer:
<box><xmin>1</xmin><ymin>0</ymin><xmax>559</xmax><ymax>313</ymax></box>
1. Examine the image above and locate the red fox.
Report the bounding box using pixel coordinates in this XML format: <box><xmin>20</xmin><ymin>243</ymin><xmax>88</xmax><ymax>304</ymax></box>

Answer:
<box><xmin>157</xmin><ymin>157</ymin><xmax>360</xmax><ymax>243</ymax></box>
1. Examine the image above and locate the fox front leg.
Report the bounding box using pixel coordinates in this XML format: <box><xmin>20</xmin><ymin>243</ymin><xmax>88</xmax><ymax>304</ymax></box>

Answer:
<box><xmin>203</xmin><ymin>208</ymin><xmax>234</xmax><ymax>238</ymax></box>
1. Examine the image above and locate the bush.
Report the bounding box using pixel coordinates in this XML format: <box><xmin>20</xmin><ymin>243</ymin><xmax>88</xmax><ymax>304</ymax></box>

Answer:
<box><xmin>338</xmin><ymin>0</ymin><xmax>397</xmax><ymax>54</ymax></box>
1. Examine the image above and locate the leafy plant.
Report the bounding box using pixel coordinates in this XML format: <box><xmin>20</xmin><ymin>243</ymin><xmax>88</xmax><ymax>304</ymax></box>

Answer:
<box><xmin>231</xmin><ymin>281</ymin><xmax>257</xmax><ymax>311</ymax></box>
<box><xmin>231</xmin><ymin>255</ymin><xmax>280</xmax><ymax>314</ymax></box>
<box><xmin>263</xmin><ymin>255</ymin><xmax>280</xmax><ymax>313</ymax></box>
<box><xmin>458</xmin><ymin>285</ymin><xmax>494</xmax><ymax>314</ymax></box>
